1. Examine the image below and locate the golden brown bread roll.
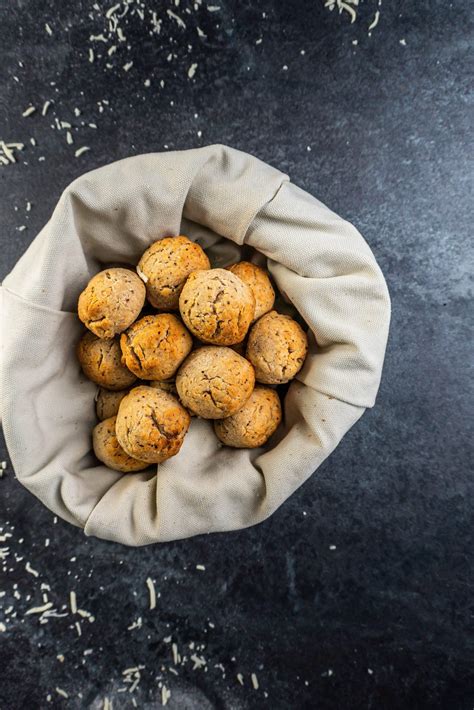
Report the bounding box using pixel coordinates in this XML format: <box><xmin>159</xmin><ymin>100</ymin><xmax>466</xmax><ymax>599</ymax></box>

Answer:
<box><xmin>120</xmin><ymin>314</ymin><xmax>192</xmax><ymax>380</ymax></box>
<box><xmin>179</xmin><ymin>268</ymin><xmax>255</xmax><ymax>345</ymax></box>
<box><xmin>137</xmin><ymin>236</ymin><xmax>210</xmax><ymax>310</ymax></box>
<box><xmin>96</xmin><ymin>388</ymin><xmax>131</xmax><ymax>421</ymax></box>
<box><xmin>226</xmin><ymin>261</ymin><xmax>275</xmax><ymax>322</ymax></box>
<box><xmin>246</xmin><ymin>310</ymin><xmax>308</xmax><ymax>384</ymax></box>
<box><xmin>214</xmin><ymin>386</ymin><xmax>282</xmax><ymax>448</ymax></box>
<box><xmin>115</xmin><ymin>385</ymin><xmax>190</xmax><ymax>463</ymax></box>
<box><xmin>176</xmin><ymin>346</ymin><xmax>255</xmax><ymax>419</ymax></box>
<box><xmin>78</xmin><ymin>268</ymin><xmax>146</xmax><ymax>338</ymax></box>
<box><xmin>93</xmin><ymin>416</ymin><xmax>149</xmax><ymax>472</ymax></box>
<box><xmin>77</xmin><ymin>332</ymin><xmax>137</xmax><ymax>390</ymax></box>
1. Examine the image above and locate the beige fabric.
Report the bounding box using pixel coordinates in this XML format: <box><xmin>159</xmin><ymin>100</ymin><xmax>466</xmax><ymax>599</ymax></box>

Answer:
<box><xmin>0</xmin><ymin>145</ymin><xmax>390</xmax><ymax>545</ymax></box>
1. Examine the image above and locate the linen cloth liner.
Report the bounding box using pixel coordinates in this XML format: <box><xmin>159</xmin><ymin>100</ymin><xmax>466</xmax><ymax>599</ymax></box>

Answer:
<box><xmin>0</xmin><ymin>145</ymin><xmax>390</xmax><ymax>545</ymax></box>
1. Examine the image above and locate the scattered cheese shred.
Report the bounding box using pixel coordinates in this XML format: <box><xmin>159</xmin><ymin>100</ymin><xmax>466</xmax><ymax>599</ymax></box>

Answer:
<box><xmin>368</xmin><ymin>10</ymin><xmax>380</xmax><ymax>31</ymax></box>
<box><xmin>237</xmin><ymin>673</ymin><xmax>244</xmax><ymax>685</ymax></box>
<box><xmin>146</xmin><ymin>577</ymin><xmax>156</xmax><ymax>609</ymax></box>
<box><xmin>25</xmin><ymin>602</ymin><xmax>53</xmax><ymax>615</ymax></box>
<box><xmin>0</xmin><ymin>142</ymin><xmax>16</xmax><ymax>164</ymax></box>
<box><xmin>25</xmin><ymin>562</ymin><xmax>39</xmax><ymax>577</ymax></box>
<box><xmin>42</xmin><ymin>100</ymin><xmax>51</xmax><ymax>116</ymax></box>
<box><xmin>251</xmin><ymin>673</ymin><xmax>259</xmax><ymax>690</ymax></box>
<box><xmin>22</xmin><ymin>106</ymin><xmax>36</xmax><ymax>117</ymax></box>
<box><xmin>188</xmin><ymin>63</ymin><xmax>198</xmax><ymax>79</ymax></box>
<box><xmin>106</xmin><ymin>3</ymin><xmax>121</xmax><ymax>18</ymax></box>
<box><xmin>70</xmin><ymin>591</ymin><xmax>77</xmax><ymax>614</ymax></box>
<box><xmin>161</xmin><ymin>685</ymin><xmax>171</xmax><ymax>706</ymax></box>
<box><xmin>45</xmin><ymin>23</ymin><xmax>53</xmax><ymax>36</ymax></box>
<box><xmin>123</xmin><ymin>61</ymin><xmax>134</xmax><ymax>72</ymax></box>
<box><xmin>75</xmin><ymin>146</ymin><xmax>90</xmax><ymax>157</ymax></box>
<box><xmin>55</xmin><ymin>687</ymin><xmax>68</xmax><ymax>699</ymax></box>
<box><xmin>167</xmin><ymin>9</ymin><xmax>186</xmax><ymax>29</ymax></box>
<box><xmin>66</xmin><ymin>131</ymin><xmax>74</xmax><ymax>145</ymax></box>
<box><xmin>196</xmin><ymin>564</ymin><xmax>205</xmax><ymax>571</ymax></box>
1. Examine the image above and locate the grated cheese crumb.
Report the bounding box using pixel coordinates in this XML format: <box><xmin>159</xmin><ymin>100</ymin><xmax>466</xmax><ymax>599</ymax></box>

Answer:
<box><xmin>89</xmin><ymin>49</ymin><xmax>95</xmax><ymax>63</ymax></box>
<box><xmin>146</xmin><ymin>577</ymin><xmax>156</xmax><ymax>610</ymax></box>
<box><xmin>161</xmin><ymin>684</ymin><xmax>171</xmax><ymax>706</ymax></box>
<box><xmin>70</xmin><ymin>591</ymin><xmax>77</xmax><ymax>614</ymax></box>
<box><xmin>42</xmin><ymin>100</ymin><xmax>51</xmax><ymax>116</ymax></box>
<box><xmin>25</xmin><ymin>562</ymin><xmax>39</xmax><ymax>577</ymax></box>
<box><xmin>75</xmin><ymin>146</ymin><xmax>90</xmax><ymax>157</ymax></box>
<box><xmin>66</xmin><ymin>131</ymin><xmax>74</xmax><ymax>145</ymax></box>
<box><xmin>196</xmin><ymin>564</ymin><xmax>205</xmax><ymax>571</ymax></box>
<box><xmin>251</xmin><ymin>673</ymin><xmax>259</xmax><ymax>690</ymax></box>
<box><xmin>55</xmin><ymin>687</ymin><xmax>68</xmax><ymax>699</ymax></box>
<box><xmin>57</xmin><ymin>654</ymin><xmax>65</xmax><ymax>663</ymax></box>
<box><xmin>25</xmin><ymin>602</ymin><xmax>53</xmax><ymax>615</ymax></box>
<box><xmin>123</xmin><ymin>61</ymin><xmax>134</xmax><ymax>72</ymax></box>
<box><xmin>45</xmin><ymin>23</ymin><xmax>53</xmax><ymax>35</ymax></box>
<box><xmin>136</xmin><ymin>265</ymin><xmax>148</xmax><ymax>283</ymax></box>
<box><xmin>188</xmin><ymin>63</ymin><xmax>198</xmax><ymax>79</ymax></box>
<box><xmin>368</xmin><ymin>10</ymin><xmax>380</xmax><ymax>31</ymax></box>
<box><xmin>237</xmin><ymin>673</ymin><xmax>244</xmax><ymax>685</ymax></box>
<box><xmin>22</xmin><ymin>106</ymin><xmax>36</xmax><ymax>118</ymax></box>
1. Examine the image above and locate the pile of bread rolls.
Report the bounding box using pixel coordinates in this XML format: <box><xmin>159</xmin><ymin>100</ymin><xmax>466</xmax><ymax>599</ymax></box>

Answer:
<box><xmin>76</xmin><ymin>236</ymin><xmax>308</xmax><ymax>472</ymax></box>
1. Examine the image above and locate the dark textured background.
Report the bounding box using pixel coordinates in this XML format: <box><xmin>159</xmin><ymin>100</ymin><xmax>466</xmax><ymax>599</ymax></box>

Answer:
<box><xmin>1</xmin><ymin>1</ymin><xmax>473</xmax><ymax>708</ymax></box>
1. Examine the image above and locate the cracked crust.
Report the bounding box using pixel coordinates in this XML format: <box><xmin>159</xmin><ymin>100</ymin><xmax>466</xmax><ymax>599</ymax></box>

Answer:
<box><xmin>179</xmin><ymin>268</ymin><xmax>255</xmax><ymax>345</ymax></box>
<box><xmin>214</xmin><ymin>386</ymin><xmax>282</xmax><ymax>448</ymax></box>
<box><xmin>226</xmin><ymin>262</ymin><xmax>275</xmax><ymax>322</ymax></box>
<box><xmin>138</xmin><ymin>236</ymin><xmax>210</xmax><ymax>310</ymax></box>
<box><xmin>93</xmin><ymin>416</ymin><xmax>150</xmax><ymax>472</ymax></box>
<box><xmin>120</xmin><ymin>314</ymin><xmax>192</xmax><ymax>380</ymax></box>
<box><xmin>76</xmin><ymin>332</ymin><xmax>137</xmax><ymax>390</ymax></box>
<box><xmin>78</xmin><ymin>268</ymin><xmax>146</xmax><ymax>338</ymax></box>
<box><xmin>115</xmin><ymin>385</ymin><xmax>190</xmax><ymax>463</ymax></box>
<box><xmin>96</xmin><ymin>387</ymin><xmax>131</xmax><ymax>421</ymax></box>
<box><xmin>246</xmin><ymin>310</ymin><xmax>308</xmax><ymax>384</ymax></box>
<box><xmin>176</xmin><ymin>346</ymin><xmax>255</xmax><ymax>419</ymax></box>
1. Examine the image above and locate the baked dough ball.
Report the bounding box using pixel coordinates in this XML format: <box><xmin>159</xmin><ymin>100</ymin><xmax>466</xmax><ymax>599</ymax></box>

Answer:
<box><xmin>137</xmin><ymin>236</ymin><xmax>210</xmax><ymax>310</ymax></box>
<box><xmin>176</xmin><ymin>346</ymin><xmax>255</xmax><ymax>419</ymax></box>
<box><xmin>96</xmin><ymin>388</ymin><xmax>130</xmax><ymax>421</ymax></box>
<box><xmin>226</xmin><ymin>262</ymin><xmax>275</xmax><ymax>321</ymax></box>
<box><xmin>115</xmin><ymin>386</ymin><xmax>190</xmax><ymax>463</ymax></box>
<box><xmin>120</xmin><ymin>314</ymin><xmax>192</xmax><ymax>380</ymax></box>
<box><xmin>179</xmin><ymin>269</ymin><xmax>255</xmax><ymax>345</ymax></box>
<box><xmin>246</xmin><ymin>310</ymin><xmax>308</xmax><ymax>384</ymax></box>
<box><xmin>93</xmin><ymin>416</ymin><xmax>149</xmax><ymax>472</ymax></box>
<box><xmin>148</xmin><ymin>379</ymin><xmax>178</xmax><ymax>397</ymax></box>
<box><xmin>77</xmin><ymin>332</ymin><xmax>137</xmax><ymax>390</ymax></box>
<box><xmin>78</xmin><ymin>268</ymin><xmax>146</xmax><ymax>338</ymax></box>
<box><xmin>214</xmin><ymin>386</ymin><xmax>282</xmax><ymax>448</ymax></box>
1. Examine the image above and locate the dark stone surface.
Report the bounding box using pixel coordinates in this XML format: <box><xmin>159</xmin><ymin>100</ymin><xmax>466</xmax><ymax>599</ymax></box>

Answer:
<box><xmin>1</xmin><ymin>1</ymin><xmax>473</xmax><ymax>708</ymax></box>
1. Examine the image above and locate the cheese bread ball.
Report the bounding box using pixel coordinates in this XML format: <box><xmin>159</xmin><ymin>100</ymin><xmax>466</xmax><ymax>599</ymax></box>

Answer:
<box><xmin>78</xmin><ymin>268</ymin><xmax>146</xmax><ymax>338</ymax></box>
<box><xmin>226</xmin><ymin>262</ymin><xmax>275</xmax><ymax>322</ymax></box>
<box><xmin>214</xmin><ymin>386</ymin><xmax>282</xmax><ymax>448</ymax></box>
<box><xmin>96</xmin><ymin>388</ymin><xmax>130</xmax><ymax>421</ymax></box>
<box><xmin>148</xmin><ymin>379</ymin><xmax>178</xmax><ymax>397</ymax></box>
<box><xmin>137</xmin><ymin>236</ymin><xmax>210</xmax><ymax>310</ymax></box>
<box><xmin>176</xmin><ymin>346</ymin><xmax>255</xmax><ymax>419</ymax></box>
<box><xmin>93</xmin><ymin>416</ymin><xmax>149</xmax><ymax>472</ymax></box>
<box><xmin>120</xmin><ymin>314</ymin><xmax>192</xmax><ymax>381</ymax></box>
<box><xmin>179</xmin><ymin>269</ymin><xmax>255</xmax><ymax>345</ymax></box>
<box><xmin>77</xmin><ymin>332</ymin><xmax>137</xmax><ymax>390</ymax></box>
<box><xmin>246</xmin><ymin>311</ymin><xmax>308</xmax><ymax>384</ymax></box>
<box><xmin>115</xmin><ymin>386</ymin><xmax>190</xmax><ymax>464</ymax></box>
